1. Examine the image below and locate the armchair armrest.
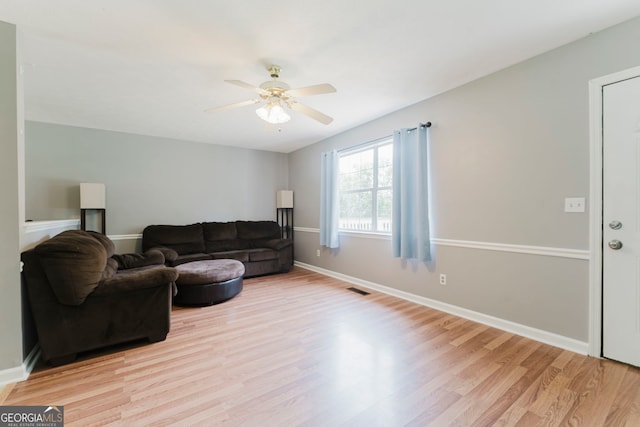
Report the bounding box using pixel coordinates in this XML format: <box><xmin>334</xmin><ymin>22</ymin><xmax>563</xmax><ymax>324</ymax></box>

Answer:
<box><xmin>150</xmin><ymin>246</ymin><xmax>178</xmax><ymax>263</ymax></box>
<box><xmin>93</xmin><ymin>265</ymin><xmax>178</xmax><ymax>296</ymax></box>
<box><xmin>111</xmin><ymin>249</ymin><xmax>165</xmax><ymax>270</ymax></box>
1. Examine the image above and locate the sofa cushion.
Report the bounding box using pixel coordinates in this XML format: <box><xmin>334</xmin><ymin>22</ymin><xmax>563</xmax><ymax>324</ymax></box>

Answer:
<box><xmin>142</xmin><ymin>224</ymin><xmax>205</xmax><ymax>254</ymax></box>
<box><xmin>202</xmin><ymin>222</ymin><xmax>237</xmax><ymax>240</ymax></box>
<box><xmin>235</xmin><ymin>221</ymin><xmax>281</xmax><ymax>240</ymax></box>
<box><xmin>205</xmin><ymin>239</ymin><xmax>250</xmax><ymax>252</ymax></box>
<box><xmin>202</xmin><ymin>222</ymin><xmax>247</xmax><ymax>252</ymax></box>
<box><xmin>34</xmin><ymin>231</ymin><xmax>108</xmax><ymax>305</ymax></box>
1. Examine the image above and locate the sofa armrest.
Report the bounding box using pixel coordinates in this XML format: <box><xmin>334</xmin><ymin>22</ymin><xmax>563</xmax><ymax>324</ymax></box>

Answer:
<box><xmin>111</xmin><ymin>249</ymin><xmax>165</xmax><ymax>270</ymax></box>
<box><xmin>148</xmin><ymin>246</ymin><xmax>178</xmax><ymax>263</ymax></box>
<box><xmin>92</xmin><ymin>265</ymin><xmax>178</xmax><ymax>296</ymax></box>
<box><xmin>263</xmin><ymin>238</ymin><xmax>293</xmax><ymax>251</ymax></box>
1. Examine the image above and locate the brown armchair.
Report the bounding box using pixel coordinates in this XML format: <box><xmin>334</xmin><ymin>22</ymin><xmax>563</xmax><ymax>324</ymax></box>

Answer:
<box><xmin>21</xmin><ymin>230</ymin><xmax>178</xmax><ymax>366</ymax></box>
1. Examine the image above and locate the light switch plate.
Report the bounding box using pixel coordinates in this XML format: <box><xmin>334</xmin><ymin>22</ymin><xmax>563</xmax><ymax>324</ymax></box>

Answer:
<box><xmin>564</xmin><ymin>197</ymin><xmax>586</xmax><ymax>213</ymax></box>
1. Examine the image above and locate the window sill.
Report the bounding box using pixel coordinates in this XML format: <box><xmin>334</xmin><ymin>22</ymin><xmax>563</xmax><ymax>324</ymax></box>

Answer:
<box><xmin>338</xmin><ymin>230</ymin><xmax>391</xmax><ymax>240</ymax></box>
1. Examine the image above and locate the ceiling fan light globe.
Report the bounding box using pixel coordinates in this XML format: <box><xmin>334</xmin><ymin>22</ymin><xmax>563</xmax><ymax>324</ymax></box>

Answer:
<box><xmin>256</xmin><ymin>103</ymin><xmax>290</xmax><ymax>124</ymax></box>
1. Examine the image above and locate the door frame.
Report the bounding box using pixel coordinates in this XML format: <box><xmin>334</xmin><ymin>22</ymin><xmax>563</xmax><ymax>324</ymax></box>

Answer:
<box><xmin>588</xmin><ymin>65</ymin><xmax>640</xmax><ymax>357</ymax></box>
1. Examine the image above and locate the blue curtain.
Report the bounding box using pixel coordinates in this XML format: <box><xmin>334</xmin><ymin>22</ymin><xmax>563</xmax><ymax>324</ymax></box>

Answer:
<box><xmin>392</xmin><ymin>125</ymin><xmax>431</xmax><ymax>261</ymax></box>
<box><xmin>320</xmin><ymin>150</ymin><xmax>340</xmax><ymax>248</ymax></box>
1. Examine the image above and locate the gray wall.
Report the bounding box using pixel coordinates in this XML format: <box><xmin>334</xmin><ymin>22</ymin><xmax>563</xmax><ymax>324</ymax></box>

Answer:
<box><xmin>26</xmin><ymin>122</ymin><xmax>289</xmax><ymax>235</ymax></box>
<box><xmin>289</xmin><ymin>17</ymin><xmax>640</xmax><ymax>342</ymax></box>
<box><xmin>0</xmin><ymin>21</ymin><xmax>24</xmax><ymax>372</ymax></box>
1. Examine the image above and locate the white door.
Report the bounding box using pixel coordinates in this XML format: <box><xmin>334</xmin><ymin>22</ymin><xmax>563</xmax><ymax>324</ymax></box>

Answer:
<box><xmin>602</xmin><ymin>75</ymin><xmax>640</xmax><ymax>366</ymax></box>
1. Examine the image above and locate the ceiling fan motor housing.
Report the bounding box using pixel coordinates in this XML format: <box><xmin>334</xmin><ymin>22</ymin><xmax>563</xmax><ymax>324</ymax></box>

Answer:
<box><xmin>259</xmin><ymin>80</ymin><xmax>290</xmax><ymax>98</ymax></box>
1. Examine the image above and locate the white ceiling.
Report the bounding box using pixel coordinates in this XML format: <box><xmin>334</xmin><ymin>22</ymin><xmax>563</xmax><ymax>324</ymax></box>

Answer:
<box><xmin>1</xmin><ymin>1</ymin><xmax>639</xmax><ymax>153</ymax></box>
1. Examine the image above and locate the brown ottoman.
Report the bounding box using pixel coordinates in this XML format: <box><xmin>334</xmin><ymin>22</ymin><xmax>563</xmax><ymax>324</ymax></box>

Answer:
<box><xmin>173</xmin><ymin>259</ymin><xmax>244</xmax><ymax>306</ymax></box>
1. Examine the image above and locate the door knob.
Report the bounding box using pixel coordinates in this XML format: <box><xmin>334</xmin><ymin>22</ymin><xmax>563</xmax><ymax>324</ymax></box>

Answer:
<box><xmin>608</xmin><ymin>240</ymin><xmax>623</xmax><ymax>250</ymax></box>
<box><xmin>609</xmin><ymin>220</ymin><xmax>623</xmax><ymax>230</ymax></box>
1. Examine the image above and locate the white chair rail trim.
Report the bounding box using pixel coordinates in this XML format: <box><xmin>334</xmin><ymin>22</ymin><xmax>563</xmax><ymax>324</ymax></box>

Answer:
<box><xmin>108</xmin><ymin>234</ymin><xmax>143</xmax><ymax>241</ymax></box>
<box><xmin>294</xmin><ymin>227</ymin><xmax>589</xmax><ymax>260</ymax></box>
<box><xmin>23</xmin><ymin>219</ymin><xmax>80</xmax><ymax>234</ymax></box>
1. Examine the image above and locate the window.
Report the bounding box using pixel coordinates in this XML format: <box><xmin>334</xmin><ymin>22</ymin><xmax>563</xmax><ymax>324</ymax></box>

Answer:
<box><xmin>338</xmin><ymin>139</ymin><xmax>393</xmax><ymax>233</ymax></box>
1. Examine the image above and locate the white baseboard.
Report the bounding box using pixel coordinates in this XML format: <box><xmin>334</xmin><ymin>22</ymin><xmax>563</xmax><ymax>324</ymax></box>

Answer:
<box><xmin>0</xmin><ymin>345</ymin><xmax>40</xmax><ymax>387</ymax></box>
<box><xmin>295</xmin><ymin>261</ymin><xmax>589</xmax><ymax>355</ymax></box>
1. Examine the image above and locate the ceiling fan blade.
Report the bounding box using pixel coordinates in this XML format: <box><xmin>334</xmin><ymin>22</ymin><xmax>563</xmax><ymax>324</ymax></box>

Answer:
<box><xmin>288</xmin><ymin>101</ymin><xmax>333</xmax><ymax>125</ymax></box>
<box><xmin>285</xmin><ymin>83</ymin><xmax>336</xmax><ymax>98</ymax></box>
<box><xmin>225</xmin><ymin>80</ymin><xmax>269</xmax><ymax>96</ymax></box>
<box><xmin>205</xmin><ymin>99</ymin><xmax>260</xmax><ymax>114</ymax></box>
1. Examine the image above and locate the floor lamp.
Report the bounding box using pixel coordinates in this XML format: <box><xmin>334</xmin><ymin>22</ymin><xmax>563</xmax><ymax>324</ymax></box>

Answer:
<box><xmin>80</xmin><ymin>183</ymin><xmax>106</xmax><ymax>234</ymax></box>
<box><xmin>276</xmin><ymin>190</ymin><xmax>293</xmax><ymax>239</ymax></box>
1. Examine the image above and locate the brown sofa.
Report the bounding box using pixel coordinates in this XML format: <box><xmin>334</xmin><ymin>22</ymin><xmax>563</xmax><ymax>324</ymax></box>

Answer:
<box><xmin>142</xmin><ymin>221</ymin><xmax>293</xmax><ymax>277</ymax></box>
<box><xmin>21</xmin><ymin>230</ymin><xmax>178</xmax><ymax>366</ymax></box>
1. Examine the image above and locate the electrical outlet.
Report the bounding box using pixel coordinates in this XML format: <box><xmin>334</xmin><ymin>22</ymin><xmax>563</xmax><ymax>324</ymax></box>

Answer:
<box><xmin>564</xmin><ymin>197</ymin><xmax>585</xmax><ymax>213</ymax></box>
<box><xmin>316</xmin><ymin>249</ymin><xmax>321</xmax><ymax>257</ymax></box>
<box><xmin>439</xmin><ymin>274</ymin><xmax>447</xmax><ymax>286</ymax></box>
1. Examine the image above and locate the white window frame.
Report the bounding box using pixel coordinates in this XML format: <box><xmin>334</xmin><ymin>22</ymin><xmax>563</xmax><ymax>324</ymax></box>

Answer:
<box><xmin>337</xmin><ymin>137</ymin><xmax>393</xmax><ymax>235</ymax></box>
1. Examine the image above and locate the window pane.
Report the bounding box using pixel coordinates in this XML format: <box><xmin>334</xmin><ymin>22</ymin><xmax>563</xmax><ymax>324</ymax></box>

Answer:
<box><xmin>339</xmin><ymin>190</ymin><xmax>372</xmax><ymax>231</ymax></box>
<box><xmin>337</xmin><ymin>138</ymin><xmax>393</xmax><ymax>233</ymax></box>
<box><xmin>377</xmin><ymin>189</ymin><xmax>392</xmax><ymax>232</ymax></box>
<box><xmin>378</xmin><ymin>144</ymin><xmax>393</xmax><ymax>187</ymax></box>
<box><xmin>339</xmin><ymin>150</ymin><xmax>373</xmax><ymax>191</ymax></box>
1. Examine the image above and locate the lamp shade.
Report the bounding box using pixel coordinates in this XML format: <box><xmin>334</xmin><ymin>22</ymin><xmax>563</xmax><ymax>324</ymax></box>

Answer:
<box><xmin>80</xmin><ymin>183</ymin><xmax>106</xmax><ymax>209</ymax></box>
<box><xmin>276</xmin><ymin>190</ymin><xmax>293</xmax><ymax>208</ymax></box>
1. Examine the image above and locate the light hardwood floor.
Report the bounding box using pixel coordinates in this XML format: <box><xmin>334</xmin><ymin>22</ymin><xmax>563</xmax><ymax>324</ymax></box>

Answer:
<box><xmin>3</xmin><ymin>267</ymin><xmax>640</xmax><ymax>426</ymax></box>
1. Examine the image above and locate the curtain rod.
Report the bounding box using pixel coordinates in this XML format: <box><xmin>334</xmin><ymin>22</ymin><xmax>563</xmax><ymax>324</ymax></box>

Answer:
<box><xmin>414</xmin><ymin>121</ymin><xmax>432</xmax><ymax>129</ymax></box>
<box><xmin>404</xmin><ymin>121</ymin><xmax>432</xmax><ymax>132</ymax></box>
<box><xmin>337</xmin><ymin>121</ymin><xmax>432</xmax><ymax>154</ymax></box>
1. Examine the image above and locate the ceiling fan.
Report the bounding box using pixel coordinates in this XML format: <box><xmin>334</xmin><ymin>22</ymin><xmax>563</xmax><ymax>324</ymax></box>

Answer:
<box><xmin>205</xmin><ymin>65</ymin><xmax>336</xmax><ymax>125</ymax></box>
